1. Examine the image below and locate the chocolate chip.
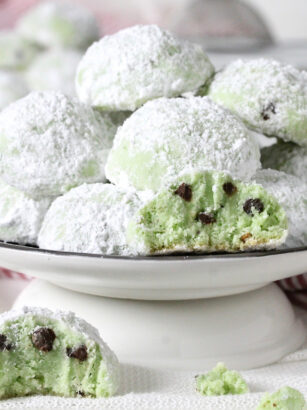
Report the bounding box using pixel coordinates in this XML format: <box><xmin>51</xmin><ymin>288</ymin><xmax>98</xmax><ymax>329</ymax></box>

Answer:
<box><xmin>243</xmin><ymin>199</ymin><xmax>264</xmax><ymax>216</ymax></box>
<box><xmin>67</xmin><ymin>345</ymin><xmax>88</xmax><ymax>362</ymax></box>
<box><xmin>240</xmin><ymin>233</ymin><xmax>252</xmax><ymax>243</ymax></box>
<box><xmin>198</xmin><ymin>212</ymin><xmax>216</xmax><ymax>225</ymax></box>
<box><xmin>0</xmin><ymin>334</ymin><xmax>13</xmax><ymax>351</ymax></box>
<box><xmin>77</xmin><ymin>391</ymin><xmax>85</xmax><ymax>397</ymax></box>
<box><xmin>261</xmin><ymin>102</ymin><xmax>276</xmax><ymax>121</ymax></box>
<box><xmin>174</xmin><ymin>183</ymin><xmax>192</xmax><ymax>202</ymax></box>
<box><xmin>0</xmin><ymin>334</ymin><xmax>7</xmax><ymax>351</ymax></box>
<box><xmin>32</xmin><ymin>327</ymin><xmax>56</xmax><ymax>352</ymax></box>
<box><xmin>223</xmin><ymin>182</ymin><xmax>237</xmax><ymax>197</ymax></box>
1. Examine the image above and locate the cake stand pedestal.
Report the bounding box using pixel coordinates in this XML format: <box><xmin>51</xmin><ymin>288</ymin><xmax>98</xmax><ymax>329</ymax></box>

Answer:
<box><xmin>14</xmin><ymin>279</ymin><xmax>305</xmax><ymax>370</ymax></box>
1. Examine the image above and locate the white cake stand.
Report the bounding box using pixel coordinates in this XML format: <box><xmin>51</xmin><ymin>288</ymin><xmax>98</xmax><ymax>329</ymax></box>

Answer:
<box><xmin>0</xmin><ymin>243</ymin><xmax>306</xmax><ymax>371</ymax></box>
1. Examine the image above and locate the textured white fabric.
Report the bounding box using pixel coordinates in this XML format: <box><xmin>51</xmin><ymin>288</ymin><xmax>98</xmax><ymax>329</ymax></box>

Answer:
<box><xmin>0</xmin><ymin>310</ymin><xmax>306</xmax><ymax>410</ymax></box>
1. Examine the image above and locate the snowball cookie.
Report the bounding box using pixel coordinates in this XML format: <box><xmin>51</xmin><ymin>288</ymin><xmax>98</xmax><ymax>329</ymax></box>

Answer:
<box><xmin>17</xmin><ymin>0</ymin><xmax>100</xmax><ymax>50</ymax></box>
<box><xmin>0</xmin><ymin>181</ymin><xmax>51</xmax><ymax>245</ymax></box>
<box><xmin>255</xmin><ymin>169</ymin><xmax>307</xmax><ymax>248</ymax></box>
<box><xmin>0</xmin><ymin>91</ymin><xmax>113</xmax><ymax>199</ymax></box>
<box><xmin>0</xmin><ymin>306</ymin><xmax>119</xmax><ymax>399</ymax></box>
<box><xmin>26</xmin><ymin>48</ymin><xmax>82</xmax><ymax>96</ymax></box>
<box><xmin>105</xmin><ymin>97</ymin><xmax>261</xmax><ymax>192</ymax></box>
<box><xmin>76</xmin><ymin>24</ymin><xmax>214</xmax><ymax>111</ymax></box>
<box><xmin>0</xmin><ymin>70</ymin><xmax>28</xmax><ymax>111</ymax></box>
<box><xmin>127</xmin><ymin>170</ymin><xmax>288</xmax><ymax>255</ymax></box>
<box><xmin>208</xmin><ymin>58</ymin><xmax>307</xmax><ymax>146</ymax></box>
<box><xmin>38</xmin><ymin>183</ymin><xmax>141</xmax><ymax>255</ymax></box>
<box><xmin>261</xmin><ymin>141</ymin><xmax>307</xmax><ymax>184</ymax></box>
<box><xmin>196</xmin><ymin>363</ymin><xmax>249</xmax><ymax>396</ymax></box>
<box><xmin>0</xmin><ymin>31</ymin><xmax>38</xmax><ymax>70</ymax></box>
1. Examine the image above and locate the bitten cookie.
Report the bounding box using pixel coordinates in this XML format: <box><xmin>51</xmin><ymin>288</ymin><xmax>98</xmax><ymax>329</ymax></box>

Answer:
<box><xmin>0</xmin><ymin>306</ymin><xmax>119</xmax><ymax>399</ymax></box>
<box><xmin>127</xmin><ymin>169</ymin><xmax>288</xmax><ymax>255</ymax></box>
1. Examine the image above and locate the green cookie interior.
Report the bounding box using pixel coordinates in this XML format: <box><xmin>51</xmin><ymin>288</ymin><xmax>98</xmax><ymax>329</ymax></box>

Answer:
<box><xmin>127</xmin><ymin>170</ymin><xmax>287</xmax><ymax>254</ymax></box>
<box><xmin>0</xmin><ymin>314</ymin><xmax>114</xmax><ymax>399</ymax></box>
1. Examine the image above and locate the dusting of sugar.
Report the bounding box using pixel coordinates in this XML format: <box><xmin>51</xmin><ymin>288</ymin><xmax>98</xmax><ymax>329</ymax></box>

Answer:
<box><xmin>0</xmin><ymin>91</ymin><xmax>114</xmax><ymax>199</ymax></box>
<box><xmin>209</xmin><ymin>58</ymin><xmax>307</xmax><ymax>146</ymax></box>
<box><xmin>261</xmin><ymin>141</ymin><xmax>307</xmax><ymax>184</ymax></box>
<box><xmin>255</xmin><ymin>169</ymin><xmax>307</xmax><ymax>248</ymax></box>
<box><xmin>0</xmin><ymin>180</ymin><xmax>51</xmax><ymax>245</ymax></box>
<box><xmin>106</xmin><ymin>96</ymin><xmax>261</xmax><ymax>192</ymax></box>
<box><xmin>0</xmin><ymin>306</ymin><xmax>119</xmax><ymax>394</ymax></box>
<box><xmin>38</xmin><ymin>183</ymin><xmax>142</xmax><ymax>255</ymax></box>
<box><xmin>76</xmin><ymin>24</ymin><xmax>214</xmax><ymax>111</ymax></box>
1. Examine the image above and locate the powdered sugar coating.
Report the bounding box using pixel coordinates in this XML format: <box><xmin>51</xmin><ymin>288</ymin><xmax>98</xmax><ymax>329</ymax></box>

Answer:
<box><xmin>38</xmin><ymin>183</ymin><xmax>141</xmax><ymax>255</ymax></box>
<box><xmin>17</xmin><ymin>1</ymin><xmax>100</xmax><ymax>50</ymax></box>
<box><xmin>0</xmin><ymin>306</ymin><xmax>119</xmax><ymax>395</ymax></box>
<box><xmin>0</xmin><ymin>71</ymin><xmax>28</xmax><ymax>111</ymax></box>
<box><xmin>0</xmin><ymin>180</ymin><xmax>51</xmax><ymax>245</ymax></box>
<box><xmin>255</xmin><ymin>169</ymin><xmax>307</xmax><ymax>248</ymax></box>
<box><xmin>208</xmin><ymin>58</ymin><xmax>307</xmax><ymax>146</ymax></box>
<box><xmin>0</xmin><ymin>31</ymin><xmax>38</xmax><ymax>70</ymax></box>
<box><xmin>0</xmin><ymin>91</ymin><xmax>113</xmax><ymax>199</ymax></box>
<box><xmin>105</xmin><ymin>97</ymin><xmax>261</xmax><ymax>192</ymax></box>
<box><xmin>76</xmin><ymin>24</ymin><xmax>214</xmax><ymax>111</ymax></box>
<box><xmin>26</xmin><ymin>48</ymin><xmax>82</xmax><ymax>96</ymax></box>
<box><xmin>261</xmin><ymin>141</ymin><xmax>307</xmax><ymax>184</ymax></box>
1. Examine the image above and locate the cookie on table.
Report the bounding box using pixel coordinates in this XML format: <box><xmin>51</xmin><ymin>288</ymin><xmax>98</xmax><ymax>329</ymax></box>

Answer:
<box><xmin>0</xmin><ymin>31</ymin><xmax>38</xmax><ymax>71</ymax></box>
<box><xmin>0</xmin><ymin>70</ymin><xmax>28</xmax><ymax>111</ymax></box>
<box><xmin>256</xmin><ymin>386</ymin><xmax>306</xmax><ymax>410</ymax></box>
<box><xmin>208</xmin><ymin>58</ymin><xmax>307</xmax><ymax>147</ymax></box>
<box><xmin>76</xmin><ymin>24</ymin><xmax>214</xmax><ymax>111</ymax></box>
<box><xmin>0</xmin><ymin>306</ymin><xmax>119</xmax><ymax>399</ymax></box>
<box><xmin>26</xmin><ymin>48</ymin><xmax>83</xmax><ymax>96</ymax></box>
<box><xmin>105</xmin><ymin>97</ymin><xmax>261</xmax><ymax>193</ymax></box>
<box><xmin>0</xmin><ymin>91</ymin><xmax>114</xmax><ymax>199</ymax></box>
<box><xmin>261</xmin><ymin>141</ymin><xmax>307</xmax><ymax>184</ymax></box>
<box><xmin>0</xmin><ymin>180</ymin><xmax>51</xmax><ymax>246</ymax></box>
<box><xmin>255</xmin><ymin>169</ymin><xmax>307</xmax><ymax>248</ymax></box>
<box><xmin>38</xmin><ymin>183</ymin><xmax>141</xmax><ymax>255</ymax></box>
<box><xmin>195</xmin><ymin>363</ymin><xmax>249</xmax><ymax>396</ymax></box>
<box><xmin>127</xmin><ymin>169</ymin><xmax>288</xmax><ymax>255</ymax></box>
<box><xmin>17</xmin><ymin>0</ymin><xmax>100</xmax><ymax>50</ymax></box>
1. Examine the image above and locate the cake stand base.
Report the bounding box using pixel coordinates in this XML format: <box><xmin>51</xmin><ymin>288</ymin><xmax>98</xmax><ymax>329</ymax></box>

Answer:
<box><xmin>14</xmin><ymin>280</ymin><xmax>306</xmax><ymax>371</ymax></box>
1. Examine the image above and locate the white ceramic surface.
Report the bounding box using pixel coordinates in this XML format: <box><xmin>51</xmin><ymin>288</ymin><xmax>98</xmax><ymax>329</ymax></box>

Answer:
<box><xmin>0</xmin><ymin>243</ymin><xmax>306</xmax><ymax>300</ymax></box>
<box><xmin>13</xmin><ymin>280</ymin><xmax>306</xmax><ymax>370</ymax></box>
